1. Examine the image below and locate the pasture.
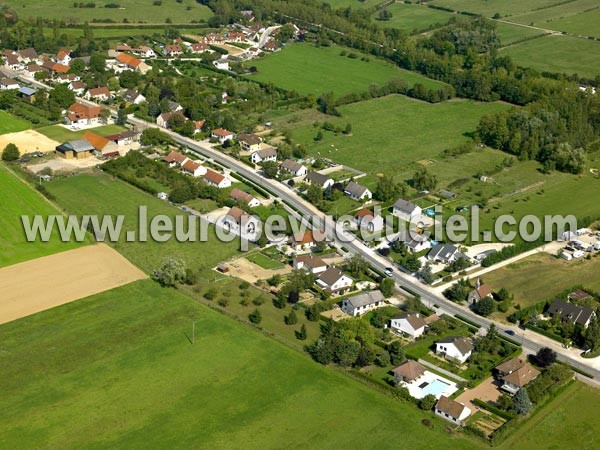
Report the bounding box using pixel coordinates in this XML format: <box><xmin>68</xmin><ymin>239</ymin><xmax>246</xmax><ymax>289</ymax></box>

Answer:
<box><xmin>495</xmin><ymin>22</ymin><xmax>547</xmax><ymax>46</ymax></box>
<box><xmin>36</xmin><ymin>124</ymin><xmax>127</xmax><ymax>143</ymax></box>
<box><xmin>0</xmin><ymin>279</ymin><xmax>481</xmax><ymax>449</ymax></box>
<box><xmin>276</xmin><ymin>95</ymin><xmax>509</xmax><ymax>175</ymax></box>
<box><xmin>0</xmin><ymin>163</ymin><xmax>85</xmax><ymax>268</ymax></box>
<box><xmin>509</xmin><ymin>0</ymin><xmax>599</xmax><ymax>27</ymax></box>
<box><xmin>428</xmin><ymin>0</ymin><xmax>559</xmax><ymax>17</ymax></box>
<box><xmin>246</xmin><ymin>43</ymin><xmax>446</xmax><ymax>96</ymax></box>
<box><xmin>374</xmin><ymin>3</ymin><xmax>455</xmax><ymax>32</ymax></box>
<box><xmin>0</xmin><ymin>111</ymin><xmax>30</xmax><ymax>135</ymax></box>
<box><xmin>484</xmin><ymin>253</ymin><xmax>600</xmax><ymax>312</ymax></box>
<box><xmin>498</xmin><ymin>382</ymin><xmax>600</xmax><ymax>450</ymax></box>
<box><xmin>45</xmin><ymin>172</ymin><xmax>240</xmax><ymax>274</ymax></box>
<box><xmin>544</xmin><ymin>8</ymin><xmax>600</xmax><ymax>39</ymax></box>
<box><xmin>500</xmin><ymin>34</ymin><xmax>600</xmax><ymax>79</ymax></box>
<box><xmin>1</xmin><ymin>0</ymin><xmax>212</xmax><ymax>23</ymax></box>
<box><xmin>44</xmin><ymin>26</ymin><xmax>209</xmax><ymax>39</ymax></box>
<box><xmin>326</xmin><ymin>0</ymin><xmax>378</xmax><ymax>8</ymax></box>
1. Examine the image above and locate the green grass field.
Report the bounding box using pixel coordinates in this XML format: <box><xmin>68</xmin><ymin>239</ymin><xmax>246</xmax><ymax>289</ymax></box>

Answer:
<box><xmin>0</xmin><ymin>164</ymin><xmax>85</xmax><ymax>268</ymax></box>
<box><xmin>428</xmin><ymin>0</ymin><xmax>559</xmax><ymax>17</ymax></box>
<box><xmin>500</xmin><ymin>34</ymin><xmax>600</xmax><ymax>79</ymax></box>
<box><xmin>45</xmin><ymin>172</ymin><xmax>239</xmax><ymax>273</ymax></box>
<box><xmin>326</xmin><ymin>0</ymin><xmax>378</xmax><ymax>9</ymax></box>
<box><xmin>276</xmin><ymin>95</ymin><xmax>509</xmax><ymax>175</ymax></box>
<box><xmin>498</xmin><ymin>382</ymin><xmax>600</xmax><ymax>450</ymax></box>
<box><xmin>245</xmin><ymin>252</ymin><xmax>284</xmax><ymax>269</ymax></box>
<box><xmin>2</xmin><ymin>0</ymin><xmax>212</xmax><ymax>23</ymax></box>
<box><xmin>246</xmin><ymin>43</ymin><xmax>446</xmax><ymax>96</ymax></box>
<box><xmin>543</xmin><ymin>7</ymin><xmax>600</xmax><ymax>38</ymax></box>
<box><xmin>495</xmin><ymin>21</ymin><xmax>547</xmax><ymax>46</ymax></box>
<box><xmin>0</xmin><ymin>111</ymin><xmax>31</xmax><ymax>135</ymax></box>
<box><xmin>0</xmin><ymin>279</ymin><xmax>481</xmax><ymax>449</ymax></box>
<box><xmin>509</xmin><ymin>0</ymin><xmax>599</xmax><ymax>26</ymax></box>
<box><xmin>373</xmin><ymin>4</ymin><xmax>454</xmax><ymax>32</ymax></box>
<box><xmin>483</xmin><ymin>253</ymin><xmax>600</xmax><ymax>314</ymax></box>
<box><xmin>44</xmin><ymin>26</ymin><xmax>208</xmax><ymax>39</ymax></box>
<box><xmin>36</xmin><ymin>124</ymin><xmax>127</xmax><ymax>143</ymax></box>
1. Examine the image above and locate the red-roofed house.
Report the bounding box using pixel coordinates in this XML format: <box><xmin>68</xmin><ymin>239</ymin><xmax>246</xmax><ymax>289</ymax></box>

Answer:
<box><xmin>55</xmin><ymin>48</ymin><xmax>72</xmax><ymax>66</ymax></box>
<box><xmin>65</xmin><ymin>103</ymin><xmax>105</xmax><ymax>126</ymax></box>
<box><xmin>85</xmin><ymin>86</ymin><xmax>111</xmax><ymax>101</ymax></box>
<box><xmin>211</xmin><ymin>128</ymin><xmax>236</xmax><ymax>144</ymax></box>
<box><xmin>203</xmin><ymin>169</ymin><xmax>231</xmax><ymax>189</ymax></box>
<box><xmin>181</xmin><ymin>160</ymin><xmax>207</xmax><ymax>177</ymax></box>
<box><xmin>165</xmin><ymin>45</ymin><xmax>184</xmax><ymax>56</ymax></box>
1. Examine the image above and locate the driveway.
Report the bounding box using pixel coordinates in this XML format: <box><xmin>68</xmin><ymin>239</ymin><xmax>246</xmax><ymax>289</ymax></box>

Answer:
<box><xmin>455</xmin><ymin>376</ymin><xmax>501</xmax><ymax>409</ymax></box>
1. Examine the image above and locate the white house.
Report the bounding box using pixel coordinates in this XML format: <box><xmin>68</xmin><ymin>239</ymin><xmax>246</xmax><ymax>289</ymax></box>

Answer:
<box><xmin>164</xmin><ymin>151</ymin><xmax>189</xmax><ymax>168</ymax></box>
<box><xmin>292</xmin><ymin>254</ymin><xmax>328</xmax><ymax>274</ymax></box>
<box><xmin>55</xmin><ymin>48</ymin><xmax>72</xmax><ymax>66</ymax></box>
<box><xmin>181</xmin><ymin>160</ymin><xmax>207</xmax><ymax>177</ymax></box>
<box><xmin>133</xmin><ymin>46</ymin><xmax>156</xmax><ymax>58</ymax></box>
<box><xmin>341</xmin><ymin>290</ymin><xmax>385</xmax><ymax>317</ymax></box>
<box><xmin>435</xmin><ymin>336</ymin><xmax>473</xmax><ymax>364</ymax></box>
<box><xmin>289</xmin><ymin>231</ymin><xmax>320</xmax><ymax>253</ymax></box>
<box><xmin>344</xmin><ymin>181</ymin><xmax>372</xmax><ymax>201</ymax></box>
<box><xmin>305</xmin><ymin>172</ymin><xmax>334</xmax><ymax>189</ymax></box>
<box><xmin>221</xmin><ymin>206</ymin><xmax>260</xmax><ymax>240</ymax></box>
<box><xmin>251</xmin><ymin>145</ymin><xmax>277</xmax><ymax>164</ymax></box>
<box><xmin>123</xmin><ymin>89</ymin><xmax>146</xmax><ymax>105</ymax></box>
<box><xmin>230</xmin><ymin>188</ymin><xmax>261</xmax><ymax>208</ymax></box>
<box><xmin>435</xmin><ymin>396</ymin><xmax>471</xmax><ymax>426</ymax></box>
<box><xmin>85</xmin><ymin>87</ymin><xmax>110</xmax><ymax>102</ymax></box>
<box><xmin>68</xmin><ymin>81</ymin><xmax>86</xmax><ymax>96</ymax></box>
<box><xmin>316</xmin><ymin>267</ymin><xmax>353</xmax><ymax>293</ymax></box>
<box><xmin>354</xmin><ymin>209</ymin><xmax>384</xmax><ymax>233</ymax></box>
<box><xmin>428</xmin><ymin>244</ymin><xmax>465</xmax><ymax>264</ymax></box>
<box><xmin>280</xmin><ymin>159</ymin><xmax>307</xmax><ymax>177</ymax></box>
<box><xmin>213</xmin><ymin>57</ymin><xmax>229</xmax><ymax>71</ymax></box>
<box><xmin>390</xmin><ymin>313</ymin><xmax>427</xmax><ymax>338</ymax></box>
<box><xmin>211</xmin><ymin>128</ymin><xmax>236</xmax><ymax>144</ymax></box>
<box><xmin>396</xmin><ymin>230</ymin><xmax>431</xmax><ymax>254</ymax></box>
<box><xmin>204</xmin><ymin>169</ymin><xmax>231</xmax><ymax>189</ymax></box>
<box><xmin>392</xmin><ymin>199</ymin><xmax>422</xmax><ymax>222</ymax></box>
<box><xmin>0</xmin><ymin>78</ymin><xmax>19</xmax><ymax>90</ymax></box>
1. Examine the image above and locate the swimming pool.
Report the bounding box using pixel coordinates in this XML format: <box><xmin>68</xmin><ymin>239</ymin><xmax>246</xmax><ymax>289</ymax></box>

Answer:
<box><xmin>419</xmin><ymin>379</ymin><xmax>451</xmax><ymax>397</ymax></box>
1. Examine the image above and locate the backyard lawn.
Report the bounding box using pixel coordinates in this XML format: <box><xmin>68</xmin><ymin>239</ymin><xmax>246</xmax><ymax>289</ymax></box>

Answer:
<box><xmin>245</xmin><ymin>252</ymin><xmax>284</xmax><ymax>269</ymax></box>
<box><xmin>0</xmin><ymin>279</ymin><xmax>481</xmax><ymax>450</ymax></box>
<box><xmin>0</xmin><ymin>111</ymin><xmax>31</xmax><ymax>135</ymax></box>
<box><xmin>246</xmin><ymin>43</ymin><xmax>446</xmax><ymax>97</ymax></box>
<box><xmin>45</xmin><ymin>171</ymin><xmax>240</xmax><ymax>274</ymax></box>
<box><xmin>36</xmin><ymin>124</ymin><xmax>127</xmax><ymax>143</ymax></box>
<box><xmin>0</xmin><ymin>164</ymin><xmax>86</xmax><ymax>268</ymax></box>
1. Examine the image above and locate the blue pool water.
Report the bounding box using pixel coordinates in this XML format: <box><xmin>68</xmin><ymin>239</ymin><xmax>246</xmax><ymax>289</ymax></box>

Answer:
<box><xmin>420</xmin><ymin>379</ymin><xmax>450</xmax><ymax>397</ymax></box>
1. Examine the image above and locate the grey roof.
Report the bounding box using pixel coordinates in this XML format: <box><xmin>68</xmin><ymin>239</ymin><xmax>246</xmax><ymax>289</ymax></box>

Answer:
<box><xmin>344</xmin><ymin>290</ymin><xmax>384</xmax><ymax>309</ymax></box>
<box><xmin>437</xmin><ymin>336</ymin><xmax>473</xmax><ymax>355</ymax></box>
<box><xmin>256</xmin><ymin>146</ymin><xmax>277</xmax><ymax>159</ymax></box>
<box><xmin>57</xmin><ymin>139</ymin><xmax>95</xmax><ymax>153</ymax></box>
<box><xmin>393</xmin><ymin>312</ymin><xmax>427</xmax><ymax>330</ymax></box>
<box><xmin>281</xmin><ymin>159</ymin><xmax>304</xmax><ymax>173</ymax></box>
<box><xmin>547</xmin><ymin>299</ymin><xmax>595</xmax><ymax>327</ymax></box>
<box><xmin>393</xmin><ymin>198</ymin><xmax>419</xmax><ymax>214</ymax></box>
<box><xmin>123</xmin><ymin>89</ymin><xmax>142</xmax><ymax>102</ymax></box>
<box><xmin>318</xmin><ymin>267</ymin><xmax>347</xmax><ymax>286</ymax></box>
<box><xmin>438</xmin><ymin>189</ymin><xmax>456</xmax><ymax>199</ymax></box>
<box><xmin>344</xmin><ymin>181</ymin><xmax>368</xmax><ymax>198</ymax></box>
<box><xmin>239</xmin><ymin>133</ymin><xmax>261</xmax><ymax>146</ymax></box>
<box><xmin>428</xmin><ymin>243</ymin><xmax>460</xmax><ymax>262</ymax></box>
<box><xmin>306</xmin><ymin>172</ymin><xmax>332</xmax><ymax>187</ymax></box>
<box><xmin>396</xmin><ymin>230</ymin><xmax>429</xmax><ymax>249</ymax></box>
<box><xmin>18</xmin><ymin>86</ymin><xmax>37</xmax><ymax>96</ymax></box>
<box><xmin>168</xmin><ymin>100</ymin><xmax>182</xmax><ymax>111</ymax></box>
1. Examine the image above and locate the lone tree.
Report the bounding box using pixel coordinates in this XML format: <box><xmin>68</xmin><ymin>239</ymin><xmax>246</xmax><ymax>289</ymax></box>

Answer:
<box><xmin>412</xmin><ymin>166</ymin><xmax>438</xmax><ymax>191</ymax></box>
<box><xmin>295</xmin><ymin>323</ymin><xmax>307</xmax><ymax>340</ymax></box>
<box><xmin>388</xmin><ymin>340</ymin><xmax>405</xmax><ymax>365</ymax></box>
<box><xmin>248</xmin><ymin>309</ymin><xmax>262</xmax><ymax>325</ymax></box>
<box><xmin>2</xmin><ymin>143</ymin><xmax>19</xmax><ymax>161</ymax></box>
<box><xmin>512</xmin><ymin>387</ymin><xmax>532</xmax><ymax>415</ymax></box>
<box><xmin>420</xmin><ymin>394</ymin><xmax>437</xmax><ymax>411</ymax></box>
<box><xmin>285</xmin><ymin>309</ymin><xmax>298</xmax><ymax>325</ymax></box>
<box><xmin>379</xmin><ymin>277</ymin><xmax>395</xmax><ymax>298</ymax></box>
<box><xmin>535</xmin><ymin>347</ymin><xmax>557</xmax><ymax>367</ymax></box>
<box><xmin>151</xmin><ymin>258</ymin><xmax>186</xmax><ymax>287</ymax></box>
<box><xmin>473</xmin><ymin>296</ymin><xmax>495</xmax><ymax>316</ymax></box>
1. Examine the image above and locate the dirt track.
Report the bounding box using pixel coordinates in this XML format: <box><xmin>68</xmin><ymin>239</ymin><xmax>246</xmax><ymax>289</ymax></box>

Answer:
<box><xmin>0</xmin><ymin>130</ymin><xmax>60</xmax><ymax>154</ymax></box>
<box><xmin>0</xmin><ymin>244</ymin><xmax>146</xmax><ymax>324</ymax></box>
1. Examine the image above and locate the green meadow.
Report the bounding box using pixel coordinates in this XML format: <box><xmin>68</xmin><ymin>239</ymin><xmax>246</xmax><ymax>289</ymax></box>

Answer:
<box><xmin>0</xmin><ymin>111</ymin><xmax>31</xmax><ymax>135</ymax></box>
<box><xmin>373</xmin><ymin>3</ymin><xmax>454</xmax><ymax>32</ymax></box>
<box><xmin>37</xmin><ymin>124</ymin><xmax>127</xmax><ymax>143</ymax></box>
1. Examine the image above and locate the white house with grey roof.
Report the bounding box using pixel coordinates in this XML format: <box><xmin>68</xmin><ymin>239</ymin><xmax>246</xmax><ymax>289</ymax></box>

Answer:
<box><xmin>390</xmin><ymin>313</ymin><xmax>427</xmax><ymax>338</ymax></box>
<box><xmin>428</xmin><ymin>243</ymin><xmax>465</xmax><ymax>264</ymax></box>
<box><xmin>392</xmin><ymin>199</ymin><xmax>422</xmax><ymax>222</ymax></box>
<box><xmin>316</xmin><ymin>267</ymin><xmax>353</xmax><ymax>293</ymax></box>
<box><xmin>251</xmin><ymin>145</ymin><xmax>277</xmax><ymax>164</ymax></box>
<box><xmin>305</xmin><ymin>172</ymin><xmax>334</xmax><ymax>189</ymax></box>
<box><xmin>435</xmin><ymin>336</ymin><xmax>473</xmax><ymax>364</ymax></box>
<box><xmin>396</xmin><ymin>230</ymin><xmax>431</xmax><ymax>254</ymax></box>
<box><xmin>344</xmin><ymin>181</ymin><xmax>372</xmax><ymax>201</ymax></box>
<box><xmin>280</xmin><ymin>159</ymin><xmax>307</xmax><ymax>177</ymax></box>
<box><xmin>341</xmin><ymin>290</ymin><xmax>385</xmax><ymax>316</ymax></box>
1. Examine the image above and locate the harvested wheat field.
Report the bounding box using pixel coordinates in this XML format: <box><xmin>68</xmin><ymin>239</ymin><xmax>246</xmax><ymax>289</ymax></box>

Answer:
<box><xmin>0</xmin><ymin>244</ymin><xmax>146</xmax><ymax>324</ymax></box>
<box><xmin>0</xmin><ymin>129</ymin><xmax>60</xmax><ymax>154</ymax></box>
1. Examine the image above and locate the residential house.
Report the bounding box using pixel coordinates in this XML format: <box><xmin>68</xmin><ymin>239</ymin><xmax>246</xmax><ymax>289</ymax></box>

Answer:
<box><xmin>104</xmin><ymin>130</ymin><xmax>138</xmax><ymax>146</ymax></box>
<box><xmin>211</xmin><ymin>128</ymin><xmax>236</xmax><ymax>144</ymax></box>
<box><xmin>316</xmin><ymin>267</ymin><xmax>354</xmax><ymax>293</ymax></box>
<box><xmin>280</xmin><ymin>159</ymin><xmax>307</xmax><ymax>177</ymax></box>
<box><xmin>157</xmin><ymin>111</ymin><xmax>185</xmax><ymax>129</ymax></box>
<box><xmin>165</xmin><ymin>45</ymin><xmax>184</xmax><ymax>57</ymax></box>
<box><xmin>65</xmin><ymin>103</ymin><xmax>105</xmax><ymax>126</ymax></box>
<box><xmin>238</xmin><ymin>133</ymin><xmax>262</xmax><ymax>152</ymax></box>
<box><xmin>392</xmin><ymin>360</ymin><xmax>426</xmax><ymax>384</ymax></box>
<box><xmin>4</xmin><ymin>54</ymin><xmax>23</xmax><ymax>71</ymax></box>
<box><xmin>0</xmin><ymin>78</ymin><xmax>19</xmax><ymax>90</ymax></box>
<box><xmin>292</xmin><ymin>254</ymin><xmax>328</xmax><ymax>274</ymax></box>
<box><xmin>56</xmin><ymin>73</ymin><xmax>79</xmax><ymax>84</ymax></box>
<box><xmin>82</xmin><ymin>130</ymin><xmax>119</xmax><ymax>157</ymax></box>
<box><xmin>115</xmin><ymin>53</ymin><xmax>151</xmax><ymax>74</ymax></box>
<box><xmin>25</xmin><ymin>63</ymin><xmax>44</xmax><ymax>78</ymax></box>
<box><xmin>55</xmin><ymin>48</ymin><xmax>72</xmax><ymax>66</ymax></box>
<box><xmin>85</xmin><ymin>86</ymin><xmax>111</xmax><ymax>102</ymax></box>
<box><xmin>123</xmin><ymin>89</ymin><xmax>146</xmax><ymax>105</ymax></box>
<box><xmin>341</xmin><ymin>290</ymin><xmax>385</xmax><ymax>317</ymax></box>
<box><xmin>205</xmin><ymin>33</ymin><xmax>225</xmax><ymax>44</ymax></box>
<box><xmin>495</xmin><ymin>358</ymin><xmax>540</xmax><ymax>395</ymax></box>
<box><xmin>435</xmin><ymin>396</ymin><xmax>471</xmax><ymax>426</ymax></box>
<box><xmin>290</xmin><ymin>230</ymin><xmax>321</xmax><ymax>252</ymax></box>
<box><xmin>55</xmin><ymin>139</ymin><xmax>95</xmax><ymax>159</ymax></box>
<box><xmin>230</xmin><ymin>188</ymin><xmax>260</xmax><ymax>208</ymax></box>
<box><xmin>204</xmin><ymin>169</ymin><xmax>231</xmax><ymax>189</ymax></box>
<box><xmin>263</xmin><ymin>39</ymin><xmax>279</xmax><ymax>52</ymax></box>
<box><xmin>428</xmin><ymin>243</ymin><xmax>465</xmax><ymax>265</ymax></box>
<box><xmin>395</xmin><ymin>230</ymin><xmax>431</xmax><ymax>254</ymax></box>
<box><xmin>305</xmin><ymin>172</ymin><xmax>334</xmax><ymax>189</ymax></box>
<box><xmin>392</xmin><ymin>199</ymin><xmax>422</xmax><ymax>222</ymax></box>
<box><xmin>190</xmin><ymin>43</ymin><xmax>210</xmax><ymax>54</ymax></box>
<box><xmin>222</xmin><ymin>206</ymin><xmax>259</xmax><ymax>239</ymax></box>
<box><xmin>547</xmin><ymin>298</ymin><xmax>595</xmax><ymax>329</ymax></box>
<box><xmin>251</xmin><ymin>145</ymin><xmax>277</xmax><ymax>164</ymax></box>
<box><xmin>68</xmin><ymin>81</ymin><xmax>86</xmax><ymax>95</ymax></box>
<box><xmin>181</xmin><ymin>160</ymin><xmax>207</xmax><ymax>177</ymax></box>
<box><xmin>435</xmin><ymin>336</ymin><xmax>473</xmax><ymax>364</ymax></box>
<box><xmin>390</xmin><ymin>313</ymin><xmax>427</xmax><ymax>338</ymax></box>
<box><xmin>18</xmin><ymin>48</ymin><xmax>38</xmax><ymax>64</ymax></box>
<box><xmin>213</xmin><ymin>57</ymin><xmax>229</xmax><ymax>71</ymax></box>
<box><xmin>133</xmin><ymin>46</ymin><xmax>155</xmax><ymax>58</ymax></box>
<box><xmin>344</xmin><ymin>181</ymin><xmax>372</xmax><ymax>201</ymax></box>
<box><xmin>167</xmin><ymin>100</ymin><xmax>183</xmax><ymax>113</ymax></box>
<box><xmin>467</xmin><ymin>279</ymin><xmax>493</xmax><ymax>304</ymax></box>
<box><xmin>226</xmin><ymin>32</ymin><xmax>245</xmax><ymax>43</ymax></box>
<box><xmin>568</xmin><ymin>289</ymin><xmax>593</xmax><ymax>302</ymax></box>
<box><xmin>354</xmin><ymin>208</ymin><xmax>384</xmax><ymax>233</ymax></box>
<box><xmin>164</xmin><ymin>151</ymin><xmax>189</xmax><ymax>168</ymax></box>
<box><xmin>193</xmin><ymin>120</ymin><xmax>205</xmax><ymax>134</ymax></box>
